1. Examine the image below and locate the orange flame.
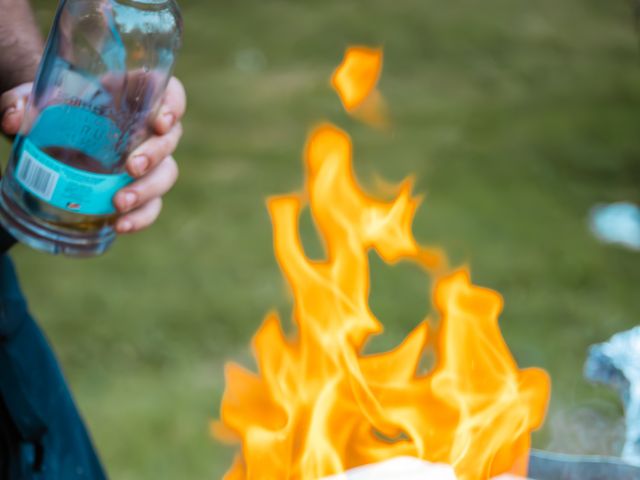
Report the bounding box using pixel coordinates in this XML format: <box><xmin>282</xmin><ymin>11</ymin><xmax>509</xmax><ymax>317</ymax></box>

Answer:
<box><xmin>332</xmin><ymin>47</ymin><xmax>388</xmax><ymax>128</ymax></box>
<box><xmin>215</xmin><ymin>124</ymin><xmax>549</xmax><ymax>479</ymax></box>
<box><xmin>332</xmin><ymin>46</ymin><xmax>382</xmax><ymax>111</ymax></box>
<box><xmin>215</xmin><ymin>49</ymin><xmax>550</xmax><ymax>480</ymax></box>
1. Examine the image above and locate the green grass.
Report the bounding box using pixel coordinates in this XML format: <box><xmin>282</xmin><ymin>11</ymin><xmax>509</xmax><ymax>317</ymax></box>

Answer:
<box><xmin>2</xmin><ymin>0</ymin><xmax>640</xmax><ymax>477</ymax></box>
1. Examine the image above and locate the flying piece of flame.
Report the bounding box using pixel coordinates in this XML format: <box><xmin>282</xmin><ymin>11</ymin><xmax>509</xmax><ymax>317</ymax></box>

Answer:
<box><xmin>214</xmin><ymin>48</ymin><xmax>550</xmax><ymax>480</ymax></box>
<box><xmin>332</xmin><ymin>47</ymin><xmax>387</xmax><ymax>128</ymax></box>
<box><xmin>331</xmin><ymin>46</ymin><xmax>382</xmax><ymax>111</ymax></box>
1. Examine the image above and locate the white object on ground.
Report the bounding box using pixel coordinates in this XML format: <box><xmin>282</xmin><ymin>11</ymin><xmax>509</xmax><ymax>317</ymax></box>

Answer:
<box><xmin>589</xmin><ymin>202</ymin><xmax>640</xmax><ymax>250</ymax></box>
<box><xmin>321</xmin><ymin>457</ymin><xmax>455</xmax><ymax>480</ymax></box>
<box><xmin>321</xmin><ymin>457</ymin><xmax>528</xmax><ymax>479</ymax></box>
<box><xmin>585</xmin><ymin>326</ymin><xmax>640</xmax><ymax>465</ymax></box>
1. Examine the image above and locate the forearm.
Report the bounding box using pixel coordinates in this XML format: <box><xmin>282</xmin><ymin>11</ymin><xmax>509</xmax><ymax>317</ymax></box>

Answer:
<box><xmin>0</xmin><ymin>0</ymin><xmax>43</xmax><ymax>93</ymax></box>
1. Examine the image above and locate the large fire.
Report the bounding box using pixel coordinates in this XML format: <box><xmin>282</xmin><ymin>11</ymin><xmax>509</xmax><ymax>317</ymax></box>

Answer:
<box><xmin>214</xmin><ymin>48</ymin><xmax>551</xmax><ymax>479</ymax></box>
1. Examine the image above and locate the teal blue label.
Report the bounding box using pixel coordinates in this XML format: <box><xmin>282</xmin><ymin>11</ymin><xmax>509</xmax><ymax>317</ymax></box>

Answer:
<box><xmin>16</xmin><ymin>138</ymin><xmax>133</xmax><ymax>215</ymax></box>
<box><xmin>30</xmin><ymin>104</ymin><xmax>123</xmax><ymax>166</ymax></box>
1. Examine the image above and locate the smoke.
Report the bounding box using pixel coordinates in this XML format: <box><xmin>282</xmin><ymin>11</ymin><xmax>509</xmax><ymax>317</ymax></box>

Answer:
<box><xmin>545</xmin><ymin>404</ymin><xmax>626</xmax><ymax>456</ymax></box>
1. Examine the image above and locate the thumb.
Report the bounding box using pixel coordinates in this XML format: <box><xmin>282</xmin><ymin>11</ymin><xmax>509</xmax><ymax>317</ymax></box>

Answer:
<box><xmin>0</xmin><ymin>83</ymin><xmax>33</xmax><ymax>137</ymax></box>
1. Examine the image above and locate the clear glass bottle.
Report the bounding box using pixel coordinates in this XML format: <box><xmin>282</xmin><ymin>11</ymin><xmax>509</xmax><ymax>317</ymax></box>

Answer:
<box><xmin>0</xmin><ymin>0</ymin><xmax>182</xmax><ymax>256</ymax></box>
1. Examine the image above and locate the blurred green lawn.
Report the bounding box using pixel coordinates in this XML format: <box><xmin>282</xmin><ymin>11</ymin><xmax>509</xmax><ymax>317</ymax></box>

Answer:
<box><xmin>2</xmin><ymin>0</ymin><xmax>640</xmax><ymax>478</ymax></box>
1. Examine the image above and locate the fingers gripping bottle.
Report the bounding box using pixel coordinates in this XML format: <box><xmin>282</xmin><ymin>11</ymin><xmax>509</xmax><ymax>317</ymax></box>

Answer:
<box><xmin>0</xmin><ymin>0</ymin><xmax>182</xmax><ymax>256</ymax></box>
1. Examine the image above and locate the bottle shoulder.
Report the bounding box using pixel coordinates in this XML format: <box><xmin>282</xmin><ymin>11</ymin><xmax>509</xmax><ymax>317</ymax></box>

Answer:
<box><xmin>113</xmin><ymin>0</ymin><xmax>179</xmax><ymax>9</ymax></box>
<box><xmin>66</xmin><ymin>0</ymin><xmax>180</xmax><ymax>11</ymax></box>
<box><xmin>61</xmin><ymin>0</ymin><xmax>182</xmax><ymax>34</ymax></box>
<box><xmin>49</xmin><ymin>0</ymin><xmax>181</xmax><ymax>80</ymax></box>
<box><xmin>112</xmin><ymin>0</ymin><xmax>182</xmax><ymax>22</ymax></box>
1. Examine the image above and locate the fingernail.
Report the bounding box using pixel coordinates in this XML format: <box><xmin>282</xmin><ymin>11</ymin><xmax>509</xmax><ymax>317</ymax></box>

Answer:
<box><xmin>6</xmin><ymin>98</ymin><xmax>25</xmax><ymax>117</ymax></box>
<box><xmin>2</xmin><ymin>99</ymin><xmax>25</xmax><ymax>130</ymax></box>
<box><xmin>119</xmin><ymin>191</ymin><xmax>137</xmax><ymax>210</ymax></box>
<box><xmin>162</xmin><ymin>112</ymin><xmax>176</xmax><ymax>129</ymax></box>
<box><xmin>118</xmin><ymin>220</ymin><xmax>133</xmax><ymax>233</ymax></box>
<box><xmin>131</xmin><ymin>155</ymin><xmax>149</xmax><ymax>176</ymax></box>
<box><xmin>1</xmin><ymin>113</ymin><xmax>13</xmax><ymax>131</ymax></box>
<box><xmin>2</xmin><ymin>100</ymin><xmax>20</xmax><ymax>119</ymax></box>
<box><xmin>1</xmin><ymin>106</ymin><xmax>18</xmax><ymax>132</ymax></box>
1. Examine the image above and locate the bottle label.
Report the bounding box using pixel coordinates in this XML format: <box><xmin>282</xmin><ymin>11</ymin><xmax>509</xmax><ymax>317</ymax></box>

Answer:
<box><xmin>14</xmin><ymin>102</ymin><xmax>133</xmax><ymax>216</ymax></box>
<box><xmin>16</xmin><ymin>138</ymin><xmax>132</xmax><ymax>216</ymax></box>
<box><xmin>30</xmin><ymin>103</ymin><xmax>125</xmax><ymax>165</ymax></box>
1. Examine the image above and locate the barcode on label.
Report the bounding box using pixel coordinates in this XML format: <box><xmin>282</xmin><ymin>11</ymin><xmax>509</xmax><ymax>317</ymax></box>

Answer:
<box><xmin>17</xmin><ymin>150</ymin><xmax>59</xmax><ymax>201</ymax></box>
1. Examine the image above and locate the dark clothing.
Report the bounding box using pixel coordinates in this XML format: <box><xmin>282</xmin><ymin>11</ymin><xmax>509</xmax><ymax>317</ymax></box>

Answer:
<box><xmin>0</xmin><ymin>251</ymin><xmax>106</xmax><ymax>479</ymax></box>
<box><xmin>0</xmin><ymin>231</ymin><xmax>15</xmax><ymax>255</ymax></box>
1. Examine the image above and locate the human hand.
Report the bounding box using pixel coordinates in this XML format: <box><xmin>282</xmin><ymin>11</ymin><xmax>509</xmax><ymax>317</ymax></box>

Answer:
<box><xmin>0</xmin><ymin>77</ymin><xmax>186</xmax><ymax>234</ymax></box>
<box><xmin>0</xmin><ymin>83</ymin><xmax>32</xmax><ymax>135</ymax></box>
<box><xmin>112</xmin><ymin>77</ymin><xmax>186</xmax><ymax>234</ymax></box>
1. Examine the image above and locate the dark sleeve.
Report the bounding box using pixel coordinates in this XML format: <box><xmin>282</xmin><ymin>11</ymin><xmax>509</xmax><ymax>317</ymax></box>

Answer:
<box><xmin>0</xmin><ymin>255</ymin><xmax>107</xmax><ymax>479</ymax></box>
<box><xmin>0</xmin><ymin>227</ymin><xmax>16</xmax><ymax>255</ymax></box>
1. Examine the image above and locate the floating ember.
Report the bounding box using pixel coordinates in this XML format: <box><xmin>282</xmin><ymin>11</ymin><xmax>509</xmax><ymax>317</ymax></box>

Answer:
<box><xmin>331</xmin><ymin>47</ymin><xmax>387</xmax><ymax>128</ymax></box>
<box><xmin>213</xmin><ymin>48</ymin><xmax>551</xmax><ymax>480</ymax></box>
<box><xmin>331</xmin><ymin>46</ymin><xmax>382</xmax><ymax>112</ymax></box>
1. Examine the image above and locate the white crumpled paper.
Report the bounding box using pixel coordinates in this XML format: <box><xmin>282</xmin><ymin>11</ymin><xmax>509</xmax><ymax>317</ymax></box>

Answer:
<box><xmin>321</xmin><ymin>457</ymin><xmax>527</xmax><ymax>480</ymax></box>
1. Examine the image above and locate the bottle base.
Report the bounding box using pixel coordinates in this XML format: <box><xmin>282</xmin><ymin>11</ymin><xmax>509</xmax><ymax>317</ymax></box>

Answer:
<box><xmin>0</xmin><ymin>188</ymin><xmax>115</xmax><ymax>257</ymax></box>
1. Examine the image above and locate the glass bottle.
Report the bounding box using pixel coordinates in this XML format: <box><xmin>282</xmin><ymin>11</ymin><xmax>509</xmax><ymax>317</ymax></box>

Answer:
<box><xmin>0</xmin><ymin>0</ymin><xmax>182</xmax><ymax>256</ymax></box>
